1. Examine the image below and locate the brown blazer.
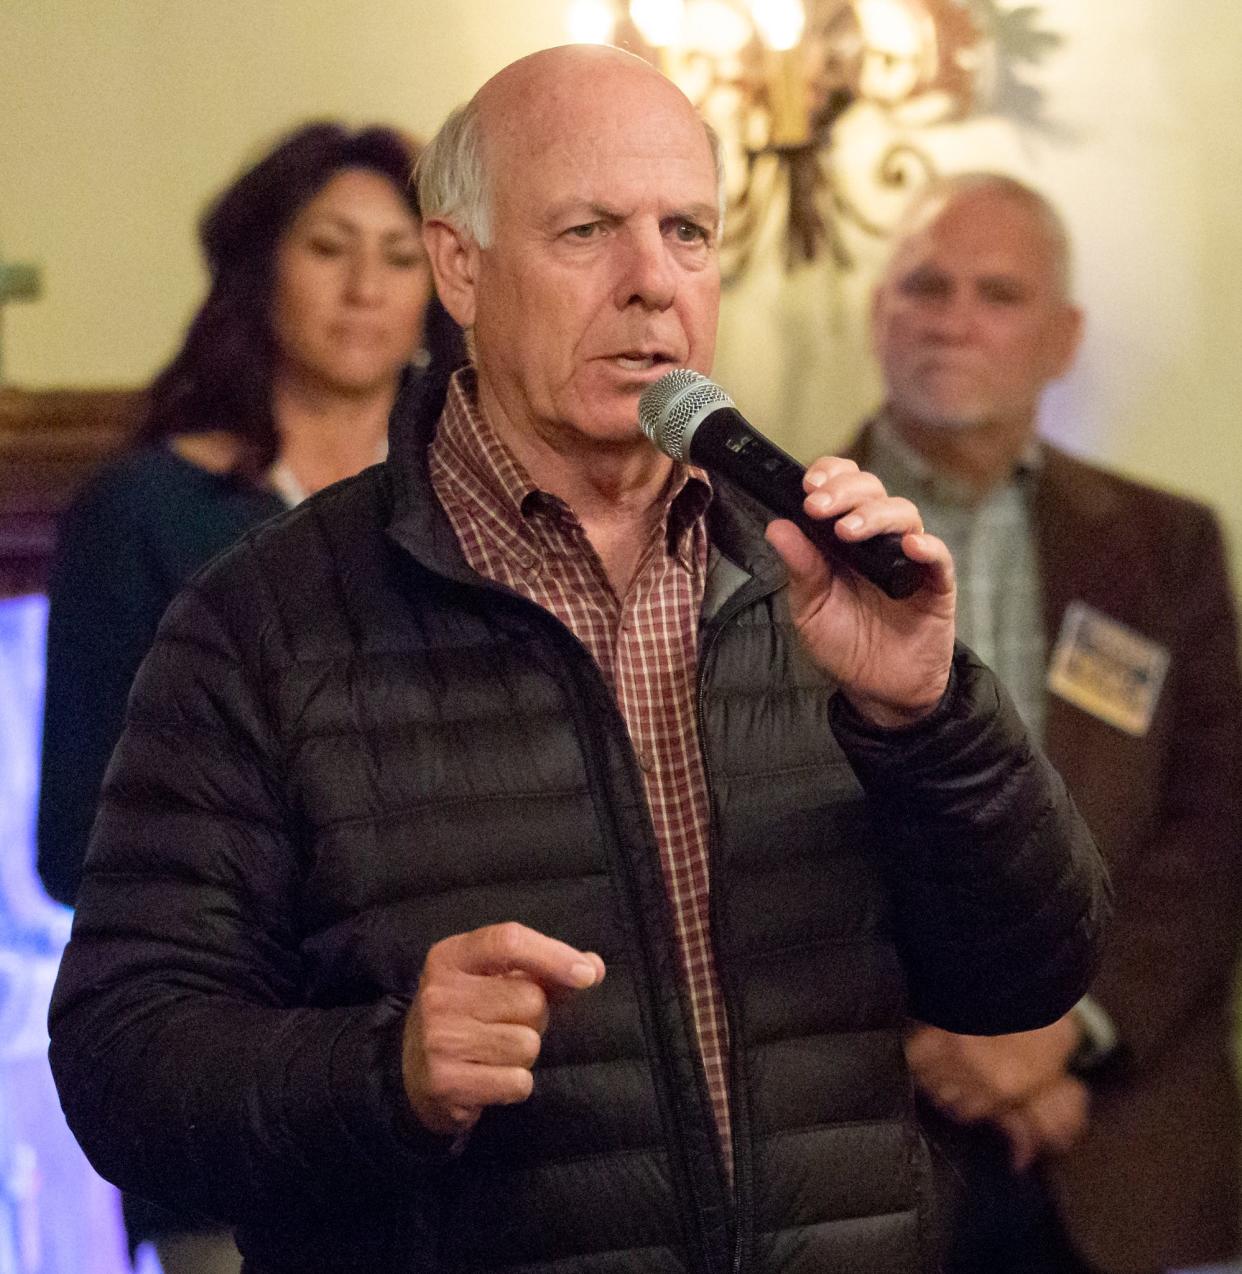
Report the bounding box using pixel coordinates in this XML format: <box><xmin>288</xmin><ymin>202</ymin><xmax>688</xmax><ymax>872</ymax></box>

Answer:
<box><xmin>855</xmin><ymin>428</ymin><xmax>1242</xmax><ymax>1273</ymax></box>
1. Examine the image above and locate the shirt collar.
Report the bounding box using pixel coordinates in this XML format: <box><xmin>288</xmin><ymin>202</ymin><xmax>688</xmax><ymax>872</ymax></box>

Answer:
<box><xmin>871</xmin><ymin>410</ymin><xmax>1043</xmax><ymax>507</ymax></box>
<box><xmin>431</xmin><ymin>366</ymin><xmax>711</xmax><ymax>570</ymax></box>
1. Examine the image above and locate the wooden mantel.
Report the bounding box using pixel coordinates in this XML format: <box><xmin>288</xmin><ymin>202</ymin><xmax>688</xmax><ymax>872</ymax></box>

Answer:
<box><xmin>0</xmin><ymin>386</ymin><xmax>147</xmax><ymax>598</ymax></box>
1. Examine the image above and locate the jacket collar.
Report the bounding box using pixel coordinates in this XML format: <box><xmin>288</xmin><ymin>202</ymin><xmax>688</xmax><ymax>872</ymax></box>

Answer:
<box><xmin>1031</xmin><ymin>443</ymin><xmax>1124</xmax><ymax>637</ymax></box>
<box><xmin>382</xmin><ymin>362</ymin><xmax>481</xmax><ymax>585</ymax></box>
<box><xmin>382</xmin><ymin>363</ymin><xmax>789</xmax><ymax>602</ymax></box>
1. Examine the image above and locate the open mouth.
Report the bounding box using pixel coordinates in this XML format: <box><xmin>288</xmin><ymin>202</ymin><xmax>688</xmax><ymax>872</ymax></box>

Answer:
<box><xmin>612</xmin><ymin>352</ymin><xmax>676</xmax><ymax>372</ymax></box>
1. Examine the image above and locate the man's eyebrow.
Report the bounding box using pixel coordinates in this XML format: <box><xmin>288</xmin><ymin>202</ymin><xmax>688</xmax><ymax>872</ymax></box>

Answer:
<box><xmin>671</xmin><ymin>202</ymin><xmax>720</xmax><ymax>229</ymax></box>
<box><xmin>898</xmin><ymin>264</ymin><xmax>949</xmax><ymax>285</ymax></box>
<box><xmin>540</xmin><ymin>200</ymin><xmax>721</xmax><ymax>230</ymax></box>
<box><xmin>978</xmin><ymin>274</ymin><xmax>1032</xmax><ymax>295</ymax></box>
<box><xmin>542</xmin><ymin>200</ymin><xmax>622</xmax><ymax>228</ymax></box>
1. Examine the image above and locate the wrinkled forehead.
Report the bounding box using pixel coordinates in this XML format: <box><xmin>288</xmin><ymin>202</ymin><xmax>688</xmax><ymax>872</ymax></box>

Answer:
<box><xmin>481</xmin><ymin>68</ymin><xmax>717</xmax><ymax>222</ymax></box>
<box><xmin>883</xmin><ymin>195</ymin><xmax>1064</xmax><ymax>298</ymax></box>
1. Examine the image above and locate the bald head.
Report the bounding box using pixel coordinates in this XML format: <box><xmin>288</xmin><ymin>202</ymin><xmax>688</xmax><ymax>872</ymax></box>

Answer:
<box><xmin>480</xmin><ymin>46</ymin><xmax>686</xmax><ymax>165</ymax></box>
<box><xmin>417</xmin><ymin>45</ymin><xmax>724</xmax><ymax>249</ymax></box>
<box><xmin>479</xmin><ymin>43</ymin><xmax>671</xmax><ymax>120</ymax></box>
<box><xmin>886</xmin><ymin>173</ymin><xmax>1075</xmax><ymax>301</ymax></box>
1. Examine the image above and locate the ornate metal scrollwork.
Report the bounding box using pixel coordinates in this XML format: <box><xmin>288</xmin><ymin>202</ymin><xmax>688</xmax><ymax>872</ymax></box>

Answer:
<box><xmin>578</xmin><ymin>0</ymin><xmax>1061</xmax><ymax>281</ymax></box>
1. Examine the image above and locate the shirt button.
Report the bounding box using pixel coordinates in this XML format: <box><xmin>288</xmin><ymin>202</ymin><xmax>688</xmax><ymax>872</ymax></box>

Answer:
<box><xmin>637</xmin><ymin>750</ymin><xmax>655</xmax><ymax>773</ymax></box>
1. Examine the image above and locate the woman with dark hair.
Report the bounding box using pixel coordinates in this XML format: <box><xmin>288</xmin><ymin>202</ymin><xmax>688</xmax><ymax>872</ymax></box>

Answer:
<box><xmin>36</xmin><ymin>120</ymin><xmax>462</xmax><ymax>1274</ymax></box>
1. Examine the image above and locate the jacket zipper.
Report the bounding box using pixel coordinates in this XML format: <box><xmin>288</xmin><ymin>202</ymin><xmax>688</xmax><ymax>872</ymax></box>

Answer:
<box><xmin>425</xmin><ymin>560</ymin><xmax>770</xmax><ymax>1272</ymax></box>
<box><xmin>697</xmin><ymin>573</ymin><xmax>779</xmax><ymax>1274</ymax></box>
<box><xmin>518</xmin><ymin>600</ymin><xmax>724</xmax><ymax>1274</ymax></box>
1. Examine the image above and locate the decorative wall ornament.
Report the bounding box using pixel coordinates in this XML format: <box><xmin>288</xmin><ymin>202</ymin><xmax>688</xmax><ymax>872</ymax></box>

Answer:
<box><xmin>566</xmin><ymin>0</ymin><xmax>1063</xmax><ymax>280</ymax></box>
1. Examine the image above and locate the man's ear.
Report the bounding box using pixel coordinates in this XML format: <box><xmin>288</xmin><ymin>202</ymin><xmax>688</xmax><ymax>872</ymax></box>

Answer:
<box><xmin>423</xmin><ymin>218</ymin><xmax>479</xmax><ymax>330</ymax></box>
<box><xmin>1049</xmin><ymin>303</ymin><xmax>1085</xmax><ymax>379</ymax></box>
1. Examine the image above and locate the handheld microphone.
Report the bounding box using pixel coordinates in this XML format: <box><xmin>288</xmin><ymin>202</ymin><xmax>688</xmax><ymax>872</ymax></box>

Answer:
<box><xmin>638</xmin><ymin>369</ymin><xmax>926</xmax><ymax>600</ymax></box>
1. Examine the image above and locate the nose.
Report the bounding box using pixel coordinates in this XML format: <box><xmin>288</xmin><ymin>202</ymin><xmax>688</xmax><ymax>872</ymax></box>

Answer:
<box><xmin>615</xmin><ymin>224</ymin><xmax>676</xmax><ymax>311</ymax></box>
<box><xmin>343</xmin><ymin>247</ymin><xmax>385</xmax><ymax>306</ymax></box>
<box><xmin>920</xmin><ymin>287</ymin><xmax>975</xmax><ymax>343</ymax></box>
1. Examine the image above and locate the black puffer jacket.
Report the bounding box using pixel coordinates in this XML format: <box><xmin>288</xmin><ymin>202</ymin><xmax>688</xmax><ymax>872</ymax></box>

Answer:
<box><xmin>49</xmin><ymin>381</ymin><xmax>1108</xmax><ymax>1273</ymax></box>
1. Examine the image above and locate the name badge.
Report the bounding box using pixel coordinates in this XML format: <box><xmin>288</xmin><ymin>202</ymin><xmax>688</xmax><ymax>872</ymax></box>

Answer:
<box><xmin>1047</xmin><ymin>601</ymin><xmax>1169</xmax><ymax>737</ymax></box>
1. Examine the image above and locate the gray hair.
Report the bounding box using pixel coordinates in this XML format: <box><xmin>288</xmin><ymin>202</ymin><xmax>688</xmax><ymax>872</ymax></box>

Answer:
<box><xmin>415</xmin><ymin>98</ymin><xmax>491</xmax><ymax>245</ymax></box>
<box><xmin>890</xmin><ymin>172</ymin><xmax>1075</xmax><ymax>299</ymax></box>
<box><xmin>416</xmin><ymin>97</ymin><xmax>728</xmax><ymax>249</ymax></box>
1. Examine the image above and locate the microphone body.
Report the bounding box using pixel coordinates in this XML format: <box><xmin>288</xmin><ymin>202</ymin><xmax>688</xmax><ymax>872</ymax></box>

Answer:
<box><xmin>639</xmin><ymin>370</ymin><xmax>926</xmax><ymax>600</ymax></box>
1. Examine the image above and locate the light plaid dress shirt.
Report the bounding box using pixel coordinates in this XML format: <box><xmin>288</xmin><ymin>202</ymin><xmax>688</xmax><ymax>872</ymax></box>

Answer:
<box><xmin>866</xmin><ymin>415</ymin><xmax>1048</xmax><ymax>742</ymax></box>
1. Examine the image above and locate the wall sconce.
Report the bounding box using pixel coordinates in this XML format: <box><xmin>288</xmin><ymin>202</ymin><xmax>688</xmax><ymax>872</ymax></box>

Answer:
<box><xmin>566</xmin><ymin>0</ymin><xmax>1060</xmax><ymax>281</ymax></box>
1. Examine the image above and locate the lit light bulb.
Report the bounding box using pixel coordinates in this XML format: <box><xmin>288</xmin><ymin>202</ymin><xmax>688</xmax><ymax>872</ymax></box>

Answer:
<box><xmin>684</xmin><ymin>0</ymin><xmax>752</xmax><ymax>58</ymax></box>
<box><xmin>855</xmin><ymin>0</ymin><xmax>921</xmax><ymax>57</ymax></box>
<box><xmin>748</xmin><ymin>0</ymin><xmax>806</xmax><ymax>52</ymax></box>
<box><xmin>854</xmin><ymin>0</ymin><xmax>935</xmax><ymax>103</ymax></box>
<box><xmin>566</xmin><ymin>0</ymin><xmax>616</xmax><ymax>44</ymax></box>
<box><xmin>630</xmin><ymin>0</ymin><xmax>686</xmax><ymax>47</ymax></box>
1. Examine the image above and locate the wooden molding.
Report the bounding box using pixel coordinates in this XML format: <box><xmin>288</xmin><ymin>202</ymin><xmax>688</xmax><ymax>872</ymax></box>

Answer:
<box><xmin>0</xmin><ymin>386</ymin><xmax>147</xmax><ymax>598</ymax></box>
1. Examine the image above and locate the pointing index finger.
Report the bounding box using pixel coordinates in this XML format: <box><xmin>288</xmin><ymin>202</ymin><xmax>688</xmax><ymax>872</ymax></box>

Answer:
<box><xmin>446</xmin><ymin>922</ymin><xmax>605</xmax><ymax>991</ymax></box>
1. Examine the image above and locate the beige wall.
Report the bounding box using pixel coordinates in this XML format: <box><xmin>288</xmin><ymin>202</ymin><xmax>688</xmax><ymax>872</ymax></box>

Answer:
<box><xmin>3</xmin><ymin>0</ymin><xmax>1241</xmax><ymax>588</ymax></box>
<box><xmin>0</xmin><ymin>0</ymin><xmax>571</xmax><ymax>383</ymax></box>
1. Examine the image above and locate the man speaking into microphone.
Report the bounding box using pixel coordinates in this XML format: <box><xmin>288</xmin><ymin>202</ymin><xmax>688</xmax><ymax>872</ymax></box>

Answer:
<box><xmin>50</xmin><ymin>46</ymin><xmax>1108</xmax><ymax>1274</ymax></box>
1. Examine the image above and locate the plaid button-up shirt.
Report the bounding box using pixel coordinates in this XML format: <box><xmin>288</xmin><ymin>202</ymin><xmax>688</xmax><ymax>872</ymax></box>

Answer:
<box><xmin>428</xmin><ymin>369</ymin><xmax>733</xmax><ymax>1159</ymax></box>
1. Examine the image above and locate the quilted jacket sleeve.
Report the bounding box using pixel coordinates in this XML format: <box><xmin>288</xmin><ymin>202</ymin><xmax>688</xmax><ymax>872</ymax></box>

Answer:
<box><xmin>47</xmin><ymin>560</ymin><xmax>451</xmax><ymax>1232</ymax></box>
<box><xmin>830</xmin><ymin>644</ymin><xmax>1111</xmax><ymax>1035</ymax></box>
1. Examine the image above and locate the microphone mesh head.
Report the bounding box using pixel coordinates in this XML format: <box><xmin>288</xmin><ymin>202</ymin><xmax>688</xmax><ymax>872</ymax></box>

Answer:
<box><xmin>638</xmin><ymin>369</ymin><xmax>735</xmax><ymax>462</ymax></box>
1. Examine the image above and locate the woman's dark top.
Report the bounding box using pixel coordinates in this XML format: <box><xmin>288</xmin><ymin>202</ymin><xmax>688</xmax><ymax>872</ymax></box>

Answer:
<box><xmin>37</xmin><ymin>446</ymin><xmax>285</xmax><ymax>907</ymax></box>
